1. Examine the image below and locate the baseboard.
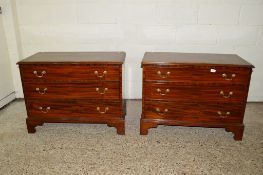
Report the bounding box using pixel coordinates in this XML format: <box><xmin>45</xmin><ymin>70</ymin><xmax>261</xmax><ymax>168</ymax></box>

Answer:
<box><xmin>0</xmin><ymin>92</ymin><xmax>16</xmax><ymax>109</ymax></box>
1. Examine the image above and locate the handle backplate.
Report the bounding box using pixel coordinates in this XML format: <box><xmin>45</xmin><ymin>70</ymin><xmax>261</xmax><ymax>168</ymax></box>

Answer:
<box><xmin>38</xmin><ymin>106</ymin><xmax>51</xmax><ymax>113</ymax></box>
<box><xmin>35</xmin><ymin>87</ymin><xmax>48</xmax><ymax>94</ymax></box>
<box><xmin>157</xmin><ymin>71</ymin><xmax>170</xmax><ymax>78</ymax></box>
<box><xmin>220</xmin><ymin>90</ymin><xmax>233</xmax><ymax>98</ymax></box>
<box><xmin>156</xmin><ymin>88</ymin><xmax>170</xmax><ymax>96</ymax></box>
<box><xmin>97</xmin><ymin>107</ymin><xmax>109</xmax><ymax>114</ymax></box>
<box><xmin>33</xmin><ymin>70</ymin><xmax>46</xmax><ymax>78</ymax></box>
<box><xmin>222</xmin><ymin>73</ymin><xmax>236</xmax><ymax>81</ymax></box>
<box><xmin>94</xmin><ymin>70</ymin><xmax>107</xmax><ymax>78</ymax></box>
<box><xmin>96</xmin><ymin>87</ymin><xmax>108</xmax><ymax>95</ymax></box>
<box><xmin>217</xmin><ymin>111</ymin><xmax>230</xmax><ymax>118</ymax></box>
<box><xmin>155</xmin><ymin>107</ymin><xmax>169</xmax><ymax>115</ymax></box>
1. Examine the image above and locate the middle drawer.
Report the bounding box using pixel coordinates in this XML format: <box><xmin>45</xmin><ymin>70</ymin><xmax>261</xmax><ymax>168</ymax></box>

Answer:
<box><xmin>23</xmin><ymin>82</ymin><xmax>120</xmax><ymax>100</ymax></box>
<box><xmin>144</xmin><ymin>83</ymin><xmax>247</xmax><ymax>102</ymax></box>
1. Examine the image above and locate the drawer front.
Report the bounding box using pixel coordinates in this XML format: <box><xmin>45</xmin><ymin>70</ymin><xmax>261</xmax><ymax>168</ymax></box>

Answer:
<box><xmin>143</xmin><ymin>66</ymin><xmax>251</xmax><ymax>84</ymax></box>
<box><xmin>27</xmin><ymin>100</ymin><xmax>122</xmax><ymax>118</ymax></box>
<box><xmin>23</xmin><ymin>82</ymin><xmax>120</xmax><ymax>100</ymax></box>
<box><xmin>20</xmin><ymin>65</ymin><xmax>120</xmax><ymax>82</ymax></box>
<box><xmin>144</xmin><ymin>101</ymin><xmax>243</xmax><ymax>123</ymax></box>
<box><xmin>144</xmin><ymin>83</ymin><xmax>247</xmax><ymax>102</ymax></box>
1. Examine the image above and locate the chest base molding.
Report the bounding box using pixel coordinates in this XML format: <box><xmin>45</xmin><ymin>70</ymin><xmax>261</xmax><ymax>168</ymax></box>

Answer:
<box><xmin>140</xmin><ymin>118</ymin><xmax>244</xmax><ymax>140</ymax></box>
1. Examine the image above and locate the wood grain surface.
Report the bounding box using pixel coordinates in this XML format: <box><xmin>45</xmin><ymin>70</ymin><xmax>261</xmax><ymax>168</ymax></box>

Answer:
<box><xmin>144</xmin><ymin>101</ymin><xmax>243</xmax><ymax>123</ymax></box>
<box><xmin>141</xmin><ymin>52</ymin><xmax>253</xmax><ymax>141</ymax></box>
<box><xmin>143</xmin><ymin>66</ymin><xmax>251</xmax><ymax>84</ymax></box>
<box><xmin>142</xmin><ymin>52</ymin><xmax>254</xmax><ymax>67</ymax></box>
<box><xmin>144</xmin><ymin>83</ymin><xmax>247</xmax><ymax>102</ymax></box>
<box><xmin>18</xmin><ymin>52</ymin><xmax>125</xmax><ymax>135</ymax></box>
<box><xmin>23</xmin><ymin>82</ymin><xmax>120</xmax><ymax>100</ymax></box>
<box><xmin>27</xmin><ymin>100</ymin><xmax>122</xmax><ymax>119</ymax></box>
<box><xmin>18</xmin><ymin>52</ymin><xmax>126</xmax><ymax>64</ymax></box>
<box><xmin>20</xmin><ymin>65</ymin><xmax>120</xmax><ymax>82</ymax></box>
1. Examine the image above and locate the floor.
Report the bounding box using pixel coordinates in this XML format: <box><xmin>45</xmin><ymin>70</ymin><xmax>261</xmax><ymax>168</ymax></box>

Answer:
<box><xmin>0</xmin><ymin>100</ymin><xmax>262</xmax><ymax>175</ymax></box>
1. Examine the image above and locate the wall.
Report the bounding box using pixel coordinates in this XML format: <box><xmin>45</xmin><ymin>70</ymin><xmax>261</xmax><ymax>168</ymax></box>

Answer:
<box><xmin>7</xmin><ymin>0</ymin><xmax>263</xmax><ymax>100</ymax></box>
<box><xmin>0</xmin><ymin>1</ymin><xmax>15</xmax><ymax>107</ymax></box>
<box><xmin>0</xmin><ymin>0</ymin><xmax>23</xmax><ymax>98</ymax></box>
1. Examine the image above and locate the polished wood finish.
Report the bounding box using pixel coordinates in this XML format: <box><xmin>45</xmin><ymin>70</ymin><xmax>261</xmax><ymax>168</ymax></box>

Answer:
<box><xmin>143</xmin><ymin>66</ymin><xmax>251</xmax><ymax>83</ymax></box>
<box><xmin>144</xmin><ymin>83</ymin><xmax>247</xmax><ymax>102</ymax></box>
<box><xmin>23</xmin><ymin>82</ymin><xmax>120</xmax><ymax>100</ymax></box>
<box><xmin>144</xmin><ymin>101</ymin><xmax>243</xmax><ymax>123</ymax></box>
<box><xmin>19</xmin><ymin>65</ymin><xmax>120</xmax><ymax>82</ymax></box>
<box><xmin>27</xmin><ymin>100</ymin><xmax>122</xmax><ymax>118</ymax></box>
<box><xmin>18</xmin><ymin>52</ymin><xmax>126</xmax><ymax>134</ymax></box>
<box><xmin>142</xmin><ymin>52</ymin><xmax>254</xmax><ymax>67</ymax></box>
<box><xmin>141</xmin><ymin>52</ymin><xmax>254</xmax><ymax>140</ymax></box>
<box><xmin>18</xmin><ymin>52</ymin><xmax>125</xmax><ymax>64</ymax></box>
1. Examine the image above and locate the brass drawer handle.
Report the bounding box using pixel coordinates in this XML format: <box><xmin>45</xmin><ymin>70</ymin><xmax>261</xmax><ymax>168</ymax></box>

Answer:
<box><xmin>35</xmin><ymin>87</ymin><xmax>47</xmax><ymax>94</ymax></box>
<box><xmin>94</xmin><ymin>71</ymin><xmax>107</xmax><ymax>78</ymax></box>
<box><xmin>217</xmin><ymin>111</ymin><xmax>230</xmax><ymax>118</ymax></box>
<box><xmin>38</xmin><ymin>106</ymin><xmax>51</xmax><ymax>113</ymax></box>
<box><xmin>33</xmin><ymin>70</ymin><xmax>46</xmax><ymax>78</ymax></box>
<box><xmin>96</xmin><ymin>87</ymin><xmax>108</xmax><ymax>94</ymax></box>
<box><xmin>157</xmin><ymin>71</ymin><xmax>170</xmax><ymax>78</ymax></box>
<box><xmin>155</xmin><ymin>108</ymin><xmax>168</xmax><ymax>115</ymax></box>
<box><xmin>97</xmin><ymin>107</ymin><xmax>109</xmax><ymax>114</ymax></box>
<box><xmin>220</xmin><ymin>90</ymin><xmax>233</xmax><ymax>98</ymax></box>
<box><xmin>156</xmin><ymin>88</ymin><xmax>170</xmax><ymax>96</ymax></box>
<box><xmin>222</xmin><ymin>73</ymin><xmax>236</xmax><ymax>80</ymax></box>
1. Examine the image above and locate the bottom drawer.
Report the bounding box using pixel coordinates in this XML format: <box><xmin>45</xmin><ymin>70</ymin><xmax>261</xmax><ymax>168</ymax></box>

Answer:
<box><xmin>27</xmin><ymin>100</ymin><xmax>122</xmax><ymax>119</ymax></box>
<box><xmin>144</xmin><ymin>101</ymin><xmax>244</xmax><ymax>123</ymax></box>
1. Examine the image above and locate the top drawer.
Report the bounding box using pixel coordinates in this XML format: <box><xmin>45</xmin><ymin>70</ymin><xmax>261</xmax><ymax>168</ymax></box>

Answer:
<box><xmin>19</xmin><ymin>64</ymin><xmax>121</xmax><ymax>82</ymax></box>
<box><xmin>143</xmin><ymin>66</ymin><xmax>251</xmax><ymax>84</ymax></box>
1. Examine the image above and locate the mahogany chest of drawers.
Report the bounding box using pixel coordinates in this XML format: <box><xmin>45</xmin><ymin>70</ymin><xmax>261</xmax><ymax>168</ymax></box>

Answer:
<box><xmin>140</xmin><ymin>52</ymin><xmax>254</xmax><ymax>140</ymax></box>
<box><xmin>18</xmin><ymin>52</ymin><xmax>126</xmax><ymax>134</ymax></box>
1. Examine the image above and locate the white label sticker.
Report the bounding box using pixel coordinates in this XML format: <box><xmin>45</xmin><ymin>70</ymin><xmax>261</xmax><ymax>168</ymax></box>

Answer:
<box><xmin>210</xmin><ymin>68</ymin><xmax>216</xmax><ymax>73</ymax></box>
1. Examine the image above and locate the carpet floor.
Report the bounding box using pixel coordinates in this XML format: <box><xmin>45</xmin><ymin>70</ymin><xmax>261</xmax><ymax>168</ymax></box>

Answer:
<box><xmin>0</xmin><ymin>100</ymin><xmax>262</xmax><ymax>175</ymax></box>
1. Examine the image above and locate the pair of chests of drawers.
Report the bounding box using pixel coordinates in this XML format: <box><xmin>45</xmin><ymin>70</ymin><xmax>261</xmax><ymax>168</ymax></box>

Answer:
<box><xmin>143</xmin><ymin>65</ymin><xmax>251</xmax><ymax>123</ymax></box>
<box><xmin>20</xmin><ymin>64</ymin><xmax>122</xmax><ymax>119</ymax></box>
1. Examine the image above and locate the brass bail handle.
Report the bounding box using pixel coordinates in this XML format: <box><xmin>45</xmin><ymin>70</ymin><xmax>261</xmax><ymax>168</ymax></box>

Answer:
<box><xmin>33</xmin><ymin>70</ymin><xmax>46</xmax><ymax>78</ymax></box>
<box><xmin>97</xmin><ymin>107</ymin><xmax>109</xmax><ymax>114</ymax></box>
<box><xmin>217</xmin><ymin>111</ymin><xmax>230</xmax><ymax>118</ymax></box>
<box><xmin>38</xmin><ymin>106</ymin><xmax>51</xmax><ymax>113</ymax></box>
<box><xmin>220</xmin><ymin>90</ymin><xmax>233</xmax><ymax>98</ymax></box>
<box><xmin>155</xmin><ymin>108</ymin><xmax>168</xmax><ymax>115</ymax></box>
<box><xmin>222</xmin><ymin>73</ymin><xmax>236</xmax><ymax>80</ymax></box>
<box><xmin>35</xmin><ymin>87</ymin><xmax>48</xmax><ymax>94</ymax></box>
<box><xmin>94</xmin><ymin>70</ymin><xmax>107</xmax><ymax>78</ymax></box>
<box><xmin>96</xmin><ymin>87</ymin><xmax>108</xmax><ymax>94</ymax></box>
<box><xmin>156</xmin><ymin>88</ymin><xmax>170</xmax><ymax>96</ymax></box>
<box><xmin>157</xmin><ymin>71</ymin><xmax>170</xmax><ymax>78</ymax></box>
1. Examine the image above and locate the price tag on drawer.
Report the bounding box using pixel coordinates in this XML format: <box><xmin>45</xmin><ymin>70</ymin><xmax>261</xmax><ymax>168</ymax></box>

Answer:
<box><xmin>210</xmin><ymin>68</ymin><xmax>216</xmax><ymax>73</ymax></box>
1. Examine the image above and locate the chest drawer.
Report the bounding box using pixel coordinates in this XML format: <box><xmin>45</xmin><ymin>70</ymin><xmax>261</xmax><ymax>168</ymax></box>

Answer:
<box><xmin>144</xmin><ymin>101</ymin><xmax>243</xmax><ymax>123</ymax></box>
<box><xmin>23</xmin><ymin>82</ymin><xmax>120</xmax><ymax>100</ymax></box>
<box><xmin>27</xmin><ymin>100</ymin><xmax>122</xmax><ymax>119</ymax></box>
<box><xmin>144</xmin><ymin>83</ymin><xmax>247</xmax><ymax>102</ymax></box>
<box><xmin>143</xmin><ymin>66</ymin><xmax>251</xmax><ymax>84</ymax></box>
<box><xmin>20</xmin><ymin>65</ymin><xmax>120</xmax><ymax>82</ymax></box>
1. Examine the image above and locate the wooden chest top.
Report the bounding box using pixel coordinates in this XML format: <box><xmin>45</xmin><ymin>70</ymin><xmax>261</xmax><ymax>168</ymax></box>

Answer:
<box><xmin>142</xmin><ymin>52</ymin><xmax>254</xmax><ymax>68</ymax></box>
<box><xmin>17</xmin><ymin>52</ymin><xmax>126</xmax><ymax>65</ymax></box>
